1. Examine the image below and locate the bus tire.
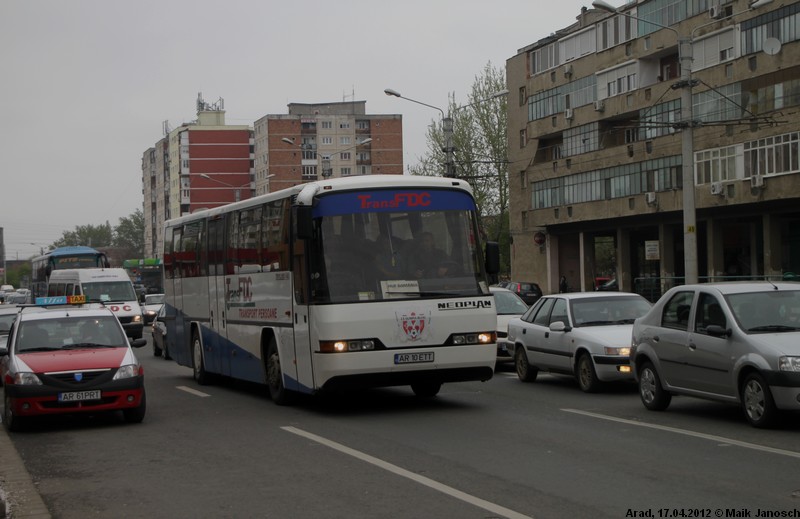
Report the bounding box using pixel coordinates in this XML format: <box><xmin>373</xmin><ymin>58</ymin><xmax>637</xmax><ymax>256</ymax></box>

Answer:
<box><xmin>266</xmin><ymin>340</ymin><xmax>292</xmax><ymax>405</ymax></box>
<box><xmin>411</xmin><ymin>382</ymin><xmax>441</xmax><ymax>398</ymax></box>
<box><xmin>192</xmin><ymin>332</ymin><xmax>210</xmax><ymax>385</ymax></box>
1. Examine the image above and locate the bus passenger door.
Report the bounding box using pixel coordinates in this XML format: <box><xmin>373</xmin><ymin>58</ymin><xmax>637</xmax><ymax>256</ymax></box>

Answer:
<box><xmin>207</xmin><ymin>217</ymin><xmax>229</xmax><ymax>376</ymax></box>
<box><xmin>289</xmin><ymin>236</ymin><xmax>313</xmax><ymax>393</ymax></box>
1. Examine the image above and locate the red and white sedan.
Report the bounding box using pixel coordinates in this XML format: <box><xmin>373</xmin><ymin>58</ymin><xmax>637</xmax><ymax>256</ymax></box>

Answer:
<box><xmin>1</xmin><ymin>296</ymin><xmax>148</xmax><ymax>431</ymax></box>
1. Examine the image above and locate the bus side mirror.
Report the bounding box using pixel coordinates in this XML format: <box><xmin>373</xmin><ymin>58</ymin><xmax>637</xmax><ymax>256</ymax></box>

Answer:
<box><xmin>485</xmin><ymin>241</ymin><xmax>500</xmax><ymax>275</ymax></box>
<box><xmin>295</xmin><ymin>205</ymin><xmax>313</xmax><ymax>240</ymax></box>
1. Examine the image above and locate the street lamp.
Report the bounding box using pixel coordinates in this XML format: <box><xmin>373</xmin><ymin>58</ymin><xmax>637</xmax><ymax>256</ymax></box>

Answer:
<box><xmin>591</xmin><ymin>0</ymin><xmax>772</xmax><ymax>284</ymax></box>
<box><xmin>384</xmin><ymin>88</ymin><xmax>508</xmax><ymax>178</ymax></box>
<box><xmin>199</xmin><ymin>173</ymin><xmax>252</xmax><ymax>202</ymax></box>
<box><xmin>281</xmin><ymin>137</ymin><xmax>372</xmax><ymax>179</ymax></box>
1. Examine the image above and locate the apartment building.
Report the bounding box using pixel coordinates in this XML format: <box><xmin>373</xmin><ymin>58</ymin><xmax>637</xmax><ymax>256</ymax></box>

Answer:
<box><xmin>253</xmin><ymin>101</ymin><xmax>403</xmax><ymax>195</ymax></box>
<box><xmin>507</xmin><ymin>0</ymin><xmax>800</xmax><ymax>296</ymax></box>
<box><xmin>142</xmin><ymin>96</ymin><xmax>254</xmax><ymax>258</ymax></box>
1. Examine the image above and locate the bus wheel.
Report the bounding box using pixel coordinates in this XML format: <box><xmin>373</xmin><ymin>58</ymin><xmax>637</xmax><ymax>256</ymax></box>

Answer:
<box><xmin>411</xmin><ymin>382</ymin><xmax>441</xmax><ymax>398</ymax></box>
<box><xmin>192</xmin><ymin>333</ymin><xmax>210</xmax><ymax>385</ymax></box>
<box><xmin>266</xmin><ymin>340</ymin><xmax>291</xmax><ymax>405</ymax></box>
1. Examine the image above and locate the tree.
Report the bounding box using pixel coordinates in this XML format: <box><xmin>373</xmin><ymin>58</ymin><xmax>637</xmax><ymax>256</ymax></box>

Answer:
<box><xmin>407</xmin><ymin>62</ymin><xmax>511</xmax><ymax>273</ymax></box>
<box><xmin>113</xmin><ymin>209</ymin><xmax>144</xmax><ymax>258</ymax></box>
<box><xmin>52</xmin><ymin>222</ymin><xmax>113</xmax><ymax>249</ymax></box>
<box><xmin>47</xmin><ymin>209</ymin><xmax>144</xmax><ymax>258</ymax></box>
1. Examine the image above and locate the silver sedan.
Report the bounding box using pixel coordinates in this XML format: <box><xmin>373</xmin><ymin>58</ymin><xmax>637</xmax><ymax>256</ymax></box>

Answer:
<box><xmin>631</xmin><ymin>281</ymin><xmax>800</xmax><ymax>428</ymax></box>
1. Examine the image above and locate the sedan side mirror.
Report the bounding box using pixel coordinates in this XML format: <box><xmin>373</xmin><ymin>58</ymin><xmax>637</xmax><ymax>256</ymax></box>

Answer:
<box><xmin>706</xmin><ymin>325</ymin><xmax>732</xmax><ymax>338</ymax></box>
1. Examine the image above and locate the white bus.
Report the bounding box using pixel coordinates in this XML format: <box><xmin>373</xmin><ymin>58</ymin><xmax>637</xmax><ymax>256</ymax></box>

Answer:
<box><xmin>162</xmin><ymin>175</ymin><xmax>500</xmax><ymax>404</ymax></box>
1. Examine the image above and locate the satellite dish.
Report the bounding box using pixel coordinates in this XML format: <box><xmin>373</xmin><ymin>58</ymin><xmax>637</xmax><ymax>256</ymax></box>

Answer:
<box><xmin>763</xmin><ymin>37</ymin><xmax>781</xmax><ymax>55</ymax></box>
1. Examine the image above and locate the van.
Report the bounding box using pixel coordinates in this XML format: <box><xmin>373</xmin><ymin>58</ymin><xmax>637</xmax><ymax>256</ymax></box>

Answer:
<box><xmin>47</xmin><ymin>268</ymin><xmax>144</xmax><ymax>339</ymax></box>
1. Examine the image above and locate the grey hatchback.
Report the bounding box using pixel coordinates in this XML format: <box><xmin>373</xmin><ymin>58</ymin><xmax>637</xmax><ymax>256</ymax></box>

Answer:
<box><xmin>631</xmin><ymin>281</ymin><xmax>800</xmax><ymax>428</ymax></box>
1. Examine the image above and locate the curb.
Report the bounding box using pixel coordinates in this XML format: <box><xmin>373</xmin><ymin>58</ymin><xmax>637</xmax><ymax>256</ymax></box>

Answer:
<box><xmin>0</xmin><ymin>423</ymin><xmax>51</xmax><ymax>519</ymax></box>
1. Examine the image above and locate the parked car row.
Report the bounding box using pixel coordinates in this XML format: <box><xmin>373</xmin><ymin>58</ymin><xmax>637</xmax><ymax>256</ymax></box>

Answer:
<box><xmin>503</xmin><ymin>281</ymin><xmax>800</xmax><ymax>428</ymax></box>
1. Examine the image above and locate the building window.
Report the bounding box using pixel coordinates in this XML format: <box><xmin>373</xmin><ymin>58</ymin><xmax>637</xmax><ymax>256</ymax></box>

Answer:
<box><xmin>321</xmin><ymin>121</ymin><xmax>332</xmax><ymax>129</ymax></box>
<box><xmin>340</xmin><ymin>167</ymin><xmax>351</xmax><ymax>176</ymax></box>
<box><xmin>340</xmin><ymin>152</ymin><xmax>351</xmax><ymax>160</ymax></box>
<box><xmin>340</xmin><ymin>136</ymin><xmax>351</xmax><ymax>145</ymax></box>
<box><xmin>519</xmin><ymin>86</ymin><xmax>526</xmax><ymax>106</ymax></box>
<box><xmin>321</xmin><ymin>137</ymin><xmax>332</xmax><ymax>145</ymax></box>
<box><xmin>339</xmin><ymin>121</ymin><xmax>351</xmax><ymax>129</ymax></box>
<box><xmin>356</xmin><ymin>121</ymin><xmax>370</xmax><ymax>130</ymax></box>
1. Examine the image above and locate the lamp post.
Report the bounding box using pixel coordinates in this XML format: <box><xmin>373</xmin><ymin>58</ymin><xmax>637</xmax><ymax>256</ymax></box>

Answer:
<box><xmin>281</xmin><ymin>137</ymin><xmax>372</xmax><ymax>179</ymax></box>
<box><xmin>384</xmin><ymin>88</ymin><xmax>508</xmax><ymax>178</ymax></box>
<box><xmin>591</xmin><ymin>0</ymin><xmax>771</xmax><ymax>284</ymax></box>
<box><xmin>199</xmin><ymin>173</ymin><xmax>252</xmax><ymax>202</ymax></box>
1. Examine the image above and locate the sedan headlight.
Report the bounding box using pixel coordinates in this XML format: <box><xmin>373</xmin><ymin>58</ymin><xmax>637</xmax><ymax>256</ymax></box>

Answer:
<box><xmin>779</xmin><ymin>356</ymin><xmax>800</xmax><ymax>372</ymax></box>
<box><xmin>13</xmin><ymin>372</ymin><xmax>42</xmax><ymax>385</ymax></box>
<box><xmin>113</xmin><ymin>364</ymin><xmax>141</xmax><ymax>380</ymax></box>
<box><xmin>604</xmin><ymin>347</ymin><xmax>631</xmax><ymax>356</ymax></box>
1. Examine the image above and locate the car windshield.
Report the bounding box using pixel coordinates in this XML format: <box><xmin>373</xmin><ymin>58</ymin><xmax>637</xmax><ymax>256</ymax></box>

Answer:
<box><xmin>571</xmin><ymin>296</ymin><xmax>652</xmax><ymax>326</ymax></box>
<box><xmin>726</xmin><ymin>289</ymin><xmax>800</xmax><ymax>333</ymax></box>
<box><xmin>16</xmin><ymin>315</ymin><xmax>126</xmax><ymax>352</ymax></box>
<box><xmin>145</xmin><ymin>294</ymin><xmax>165</xmax><ymax>305</ymax></box>
<box><xmin>493</xmin><ymin>290</ymin><xmax>529</xmax><ymax>315</ymax></box>
<box><xmin>82</xmin><ymin>281</ymin><xmax>137</xmax><ymax>302</ymax></box>
<box><xmin>0</xmin><ymin>313</ymin><xmax>17</xmax><ymax>334</ymax></box>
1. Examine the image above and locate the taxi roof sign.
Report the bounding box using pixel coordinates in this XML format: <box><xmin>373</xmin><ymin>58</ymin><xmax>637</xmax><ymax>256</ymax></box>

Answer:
<box><xmin>35</xmin><ymin>295</ymin><xmax>87</xmax><ymax>306</ymax></box>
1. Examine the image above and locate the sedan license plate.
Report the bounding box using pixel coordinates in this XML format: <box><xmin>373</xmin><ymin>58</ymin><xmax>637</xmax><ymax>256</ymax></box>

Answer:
<box><xmin>394</xmin><ymin>352</ymin><xmax>434</xmax><ymax>364</ymax></box>
<box><xmin>58</xmin><ymin>390</ymin><xmax>101</xmax><ymax>402</ymax></box>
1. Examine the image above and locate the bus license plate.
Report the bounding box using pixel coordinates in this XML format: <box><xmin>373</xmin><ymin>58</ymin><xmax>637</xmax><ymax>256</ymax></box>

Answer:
<box><xmin>59</xmin><ymin>390</ymin><xmax>101</xmax><ymax>402</ymax></box>
<box><xmin>394</xmin><ymin>352</ymin><xmax>434</xmax><ymax>364</ymax></box>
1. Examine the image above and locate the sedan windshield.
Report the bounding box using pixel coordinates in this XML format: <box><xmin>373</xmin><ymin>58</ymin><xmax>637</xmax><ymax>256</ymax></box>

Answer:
<box><xmin>726</xmin><ymin>289</ymin><xmax>800</xmax><ymax>332</ymax></box>
<box><xmin>571</xmin><ymin>296</ymin><xmax>652</xmax><ymax>326</ymax></box>
<box><xmin>16</xmin><ymin>315</ymin><xmax>126</xmax><ymax>352</ymax></box>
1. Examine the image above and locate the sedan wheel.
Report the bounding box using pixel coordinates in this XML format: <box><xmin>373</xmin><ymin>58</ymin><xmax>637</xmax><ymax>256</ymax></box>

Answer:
<box><xmin>638</xmin><ymin>361</ymin><xmax>671</xmax><ymax>411</ymax></box>
<box><xmin>741</xmin><ymin>372</ymin><xmax>778</xmax><ymax>428</ymax></box>
<box><xmin>576</xmin><ymin>353</ymin><xmax>601</xmax><ymax>393</ymax></box>
<box><xmin>515</xmin><ymin>346</ymin><xmax>538</xmax><ymax>382</ymax></box>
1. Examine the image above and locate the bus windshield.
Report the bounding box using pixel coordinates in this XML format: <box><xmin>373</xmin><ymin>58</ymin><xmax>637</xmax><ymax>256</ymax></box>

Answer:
<box><xmin>309</xmin><ymin>189</ymin><xmax>487</xmax><ymax>303</ymax></box>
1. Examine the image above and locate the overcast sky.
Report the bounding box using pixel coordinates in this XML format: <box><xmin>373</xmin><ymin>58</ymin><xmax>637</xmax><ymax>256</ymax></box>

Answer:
<box><xmin>0</xmin><ymin>0</ymin><xmax>587</xmax><ymax>260</ymax></box>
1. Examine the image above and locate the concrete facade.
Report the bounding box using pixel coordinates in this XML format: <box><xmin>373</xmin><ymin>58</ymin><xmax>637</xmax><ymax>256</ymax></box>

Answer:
<box><xmin>506</xmin><ymin>0</ymin><xmax>800</xmax><ymax>298</ymax></box>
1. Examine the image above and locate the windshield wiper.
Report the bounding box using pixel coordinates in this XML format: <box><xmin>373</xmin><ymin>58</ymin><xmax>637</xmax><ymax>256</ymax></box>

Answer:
<box><xmin>746</xmin><ymin>325</ymin><xmax>800</xmax><ymax>332</ymax></box>
<box><xmin>62</xmin><ymin>343</ymin><xmax>119</xmax><ymax>349</ymax></box>
<box><xmin>579</xmin><ymin>320</ymin><xmax>611</xmax><ymax>326</ymax></box>
<box><xmin>18</xmin><ymin>347</ymin><xmax>61</xmax><ymax>352</ymax></box>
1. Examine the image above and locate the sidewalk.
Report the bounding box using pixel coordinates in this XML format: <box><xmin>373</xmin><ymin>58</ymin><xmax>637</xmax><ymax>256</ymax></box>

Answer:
<box><xmin>0</xmin><ymin>425</ymin><xmax>51</xmax><ymax>518</ymax></box>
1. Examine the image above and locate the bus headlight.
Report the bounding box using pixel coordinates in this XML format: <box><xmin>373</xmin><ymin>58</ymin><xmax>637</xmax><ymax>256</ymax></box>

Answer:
<box><xmin>449</xmin><ymin>332</ymin><xmax>495</xmax><ymax>345</ymax></box>
<box><xmin>320</xmin><ymin>339</ymin><xmax>377</xmax><ymax>353</ymax></box>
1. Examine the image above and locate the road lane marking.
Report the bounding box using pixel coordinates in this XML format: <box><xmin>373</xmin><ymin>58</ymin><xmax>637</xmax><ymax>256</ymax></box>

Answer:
<box><xmin>563</xmin><ymin>408</ymin><xmax>800</xmax><ymax>459</ymax></box>
<box><xmin>177</xmin><ymin>385</ymin><xmax>211</xmax><ymax>397</ymax></box>
<box><xmin>282</xmin><ymin>426</ymin><xmax>533</xmax><ymax>519</ymax></box>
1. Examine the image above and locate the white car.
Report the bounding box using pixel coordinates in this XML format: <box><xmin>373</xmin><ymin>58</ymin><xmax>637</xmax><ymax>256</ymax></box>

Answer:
<box><xmin>143</xmin><ymin>293</ymin><xmax>165</xmax><ymax>324</ymax></box>
<box><xmin>508</xmin><ymin>292</ymin><xmax>652</xmax><ymax>392</ymax></box>
<box><xmin>489</xmin><ymin>286</ymin><xmax>528</xmax><ymax>363</ymax></box>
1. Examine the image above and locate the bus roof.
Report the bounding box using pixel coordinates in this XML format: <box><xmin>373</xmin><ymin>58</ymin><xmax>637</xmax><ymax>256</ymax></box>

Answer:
<box><xmin>33</xmin><ymin>246</ymin><xmax>103</xmax><ymax>259</ymax></box>
<box><xmin>164</xmin><ymin>175</ymin><xmax>476</xmax><ymax>227</ymax></box>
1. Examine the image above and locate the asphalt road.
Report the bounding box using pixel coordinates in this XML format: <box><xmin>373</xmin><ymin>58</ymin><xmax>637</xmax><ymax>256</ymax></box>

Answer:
<box><xmin>2</xmin><ymin>335</ymin><xmax>800</xmax><ymax>518</ymax></box>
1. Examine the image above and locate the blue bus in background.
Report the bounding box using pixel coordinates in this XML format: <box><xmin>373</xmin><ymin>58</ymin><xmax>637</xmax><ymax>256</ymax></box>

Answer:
<box><xmin>30</xmin><ymin>246</ymin><xmax>110</xmax><ymax>299</ymax></box>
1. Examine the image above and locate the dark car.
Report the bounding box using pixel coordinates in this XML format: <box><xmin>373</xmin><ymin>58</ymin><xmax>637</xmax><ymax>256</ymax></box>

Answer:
<box><xmin>506</xmin><ymin>281</ymin><xmax>543</xmax><ymax>305</ymax></box>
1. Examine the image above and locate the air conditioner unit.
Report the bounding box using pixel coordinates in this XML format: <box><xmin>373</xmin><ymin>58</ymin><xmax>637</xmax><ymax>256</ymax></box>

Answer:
<box><xmin>564</xmin><ymin>64</ymin><xmax>573</xmax><ymax>77</ymax></box>
<box><xmin>709</xmin><ymin>3</ymin><xmax>722</xmax><ymax>18</ymax></box>
<box><xmin>564</xmin><ymin>108</ymin><xmax>574</xmax><ymax>120</ymax></box>
<box><xmin>710</xmin><ymin>182</ymin><xmax>724</xmax><ymax>195</ymax></box>
<box><xmin>594</xmin><ymin>100</ymin><xmax>606</xmax><ymax>112</ymax></box>
<box><xmin>751</xmin><ymin>174</ymin><xmax>765</xmax><ymax>188</ymax></box>
<box><xmin>645</xmin><ymin>192</ymin><xmax>657</xmax><ymax>205</ymax></box>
